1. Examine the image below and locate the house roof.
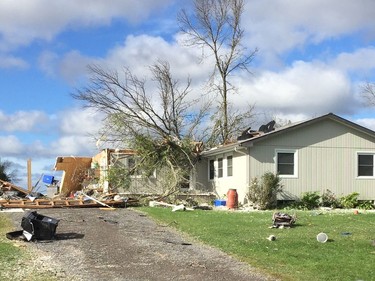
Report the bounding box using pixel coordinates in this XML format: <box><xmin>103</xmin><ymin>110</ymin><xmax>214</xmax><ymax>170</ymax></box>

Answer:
<box><xmin>201</xmin><ymin>113</ymin><xmax>375</xmax><ymax>156</ymax></box>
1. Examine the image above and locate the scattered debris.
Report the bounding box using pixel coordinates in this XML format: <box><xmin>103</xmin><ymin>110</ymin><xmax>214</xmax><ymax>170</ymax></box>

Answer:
<box><xmin>164</xmin><ymin>239</ymin><xmax>192</xmax><ymax>245</ymax></box>
<box><xmin>0</xmin><ymin>179</ymin><xmax>29</xmax><ymax>195</ymax></box>
<box><xmin>98</xmin><ymin>216</ymin><xmax>118</xmax><ymax>224</ymax></box>
<box><xmin>267</xmin><ymin>235</ymin><xmax>276</xmax><ymax>241</ymax></box>
<box><xmin>6</xmin><ymin>211</ymin><xmax>59</xmax><ymax>242</ymax></box>
<box><xmin>0</xmin><ymin>177</ymin><xmax>137</xmax><ymax>209</ymax></box>
<box><xmin>149</xmin><ymin>200</ymin><xmax>194</xmax><ymax>212</ymax></box>
<box><xmin>271</xmin><ymin>212</ymin><xmax>296</xmax><ymax>228</ymax></box>
<box><xmin>316</xmin><ymin>232</ymin><xmax>328</xmax><ymax>243</ymax></box>
<box><xmin>80</xmin><ymin>192</ymin><xmax>116</xmax><ymax>210</ymax></box>
<box><xmin>6</xmin><ymin>230</ymin><xmax>25</xmax><ymax>241</ymax></box>
<box><xmin>193</xmin><ymin>205</ymin><xmax>213</xmax><ymax>210</ymax></box>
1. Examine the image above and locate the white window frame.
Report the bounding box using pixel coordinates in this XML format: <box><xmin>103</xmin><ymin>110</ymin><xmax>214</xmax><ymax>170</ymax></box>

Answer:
<box><xmin>208</xmin><ymin>159</ymin><xmax>215</xmax><ymax>180</ymax></box>
<box><xmin>217</xmin><ymin>158</ymin><xmax>223</xmax><ymax>178</ymax></box>
<box><xmin>208</xmin><ymin>154</ymin><xmax>233</xmax><ymax>180</ymax></box>
<box><xmin>226</xmin><ymin>155</ymin><xmax>233</xmax><ymax>177</ymax></box>
<box><xmin>356</xmin><ymin>152</ymin><xmax>375</xmax><ymax>179</ymax></box>
<box><xmin>275</xmin><ymin>149</ymin><xmax>298</xmax><ymax>178</ymax></box>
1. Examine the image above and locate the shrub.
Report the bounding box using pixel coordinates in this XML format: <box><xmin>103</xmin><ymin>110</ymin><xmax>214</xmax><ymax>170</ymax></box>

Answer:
<box><xmin>300</xmin><ymin>191</ymin><xmax>321</xmax><ymax>210</ymax></box>
<box><xmin>247</xmin><ymin>172</ymin><xmax>282</xmax><ymax>210</ymax></box>
<box><xmin>357</xmin><ymin>200</ymin><xmax>374</xmax><ymax>210</ymax></box>
<box><xmin>340</xmin><ymin>192</ymin><xmax>359</xmax><ymax>209</ymax></box>
<box><xmin>321</xmin><ymin>189</ymin><xmax>340</xmax><ymax>208</ymax></box>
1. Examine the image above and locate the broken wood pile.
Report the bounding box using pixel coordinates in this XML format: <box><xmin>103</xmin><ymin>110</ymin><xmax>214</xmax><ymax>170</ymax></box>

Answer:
<box><xmin>0</xmin><ymin>179</ymin><xmax>138</xmax><ymax>209</ymax></box>
<box><xmin>0</xmin><ymin>179</ymin><xmax>29</xmax><ymax>195</ymax></box>
<box><xmin>0</xmin><ymin>198</ymin><xmax>137</xmax><ymax>209</ymax></box>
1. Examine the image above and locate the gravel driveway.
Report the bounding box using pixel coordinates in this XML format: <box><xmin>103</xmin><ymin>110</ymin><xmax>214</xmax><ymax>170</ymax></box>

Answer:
<box><xmin>3</xmin><ymin>208</ymin><xmax>274</xmax><ymax>281</ymax></box>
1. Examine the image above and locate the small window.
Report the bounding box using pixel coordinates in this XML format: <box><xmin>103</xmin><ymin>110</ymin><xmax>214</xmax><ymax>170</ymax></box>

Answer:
<box><xmin>358</xmin><ymin>154</ymin><xmax>374</xmax><ymax>177</ymax></box>
<box><xmin>209</xmin><ymin>159</ymin><xmax>215</xmax><ymax>180</ymax></box>
<box><xmin>218</xmin><ymin>158</ymin><xmax>223</xmax><ymax>178</ymax></box>
<box><xmin>227</xmin><ymin>156</ymin><xmax>233</xmax><ymax>177</ymax></box>
<box><xmin>276</xmin><ymin>150</ymin><xmax>297</xmax><ymax>177</ymax></box>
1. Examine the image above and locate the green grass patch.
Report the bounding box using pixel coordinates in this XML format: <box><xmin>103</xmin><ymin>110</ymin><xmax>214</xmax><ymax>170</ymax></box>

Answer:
<box><xmin>140</xmin><ymin>207</ymin><xmax>375</xmax><ymax>281</ymax></box>
<box><xmin>0</xmin><ymin>214</ymin><xmax>59</xmax><ymax>281</ymax></box>
<box><xmin>0</xmin><ymin>213</ymin><xmax>25</xmax><ymax>279</ymax></box>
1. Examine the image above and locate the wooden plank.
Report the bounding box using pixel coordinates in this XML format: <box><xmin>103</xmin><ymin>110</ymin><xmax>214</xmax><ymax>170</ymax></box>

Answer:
<box><xmin>0</xmin><ymin>197</ymin><xmax>133</xmax><ymax>209</ymax></box>
<box><xmin>0</xmin><ymin>179</ymin><xmax>29</xmax><ymax>195</ymax></box>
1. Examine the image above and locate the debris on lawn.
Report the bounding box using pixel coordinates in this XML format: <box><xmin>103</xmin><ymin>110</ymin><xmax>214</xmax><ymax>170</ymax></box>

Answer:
<box><xmin>149</xmin><ymin>200</ymin><xmax>194</xmax><ymax>212</ymax></box>
<box><xmin>6</xmin><ymin>211</ymin><xmax>59</xmax><ymax>242</ymax></box>
<box><xmin>192</xmin><ymin>204</ymin><xmax>212</xmax><ymax>210</ymax></box>
<box><xmin>271</xmin><ymin>212</ymin><xmax>296</xmax><ymax>228</ymax></box>
<box><xmin>316</xmin><ymin>232</ymin><xmax>328</xmax><ymax>243</ymax></box>
<box><xmin>267</xmin><ymin>235</ymin><xmax>276</xmax><ymax>241</ymax></box>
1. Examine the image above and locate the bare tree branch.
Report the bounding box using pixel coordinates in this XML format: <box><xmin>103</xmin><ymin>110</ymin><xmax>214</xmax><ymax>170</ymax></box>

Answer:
<box><xmin>178</xmin><ymin>0</ymin><xmax>257</xmax><ymax>144</ymax></box>
<box><xmin>361</xmin><ymin>82</ymin><xmax>375</xmax><ymax>107</ymax></box>
<box><xmin>72</xmin><ymin>60</ymin><xmax>210</xmax><ymax>194</ymax></box>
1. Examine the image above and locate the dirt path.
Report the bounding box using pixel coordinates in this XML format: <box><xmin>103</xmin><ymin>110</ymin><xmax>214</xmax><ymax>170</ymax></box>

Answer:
<box><xmin>4</xmin><ymin>208</ymin><xmax>274</xmax><ymax>281</ymax></box>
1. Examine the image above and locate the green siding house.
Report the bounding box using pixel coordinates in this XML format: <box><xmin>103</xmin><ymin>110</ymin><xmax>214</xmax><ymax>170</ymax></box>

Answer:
<box><xmin>195</xmin><ymin>113</ymin><xmax>375</xmax><ymax>204</ymax></box>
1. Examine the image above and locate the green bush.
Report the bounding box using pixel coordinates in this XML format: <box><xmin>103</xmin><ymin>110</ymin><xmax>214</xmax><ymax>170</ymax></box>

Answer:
<box><xmin>357</xmin><ymin>200</ymin><xmax>374</xmax><ymax>210</ymax></box>
<box><xmin>339</xmin><ymin>192</ymin><xmax>359</xmax><ymax>209</ymax></box>
<box><xmin>300</xmin><ymin>191</ymin><xmax>320</xmax><ymax>210</ymax></box>
<box><xmin>321</xmin><ymin>189</ymin><xmax>340</xmax><ymax>208</ymax></box>
<box><xmin>247</xmin><ymin>172</ymin><xmax>282</xmax><ymax>210</ymax></box>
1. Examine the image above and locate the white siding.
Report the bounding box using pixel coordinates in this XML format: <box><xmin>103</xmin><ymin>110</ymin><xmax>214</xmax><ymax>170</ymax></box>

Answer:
<box><xmin>196</xmin><ymin>149</ymin><xmax>249</xmax><ymax>203</ymax></box>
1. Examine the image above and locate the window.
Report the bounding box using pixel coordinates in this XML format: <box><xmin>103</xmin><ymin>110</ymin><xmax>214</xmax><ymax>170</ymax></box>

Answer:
<box><xmin>218</xmin><ymin>158</ymin><xmax>223</xmax><ymax>178</ymax></box>
<box><xmin>227</xmin><ymin>156</ymin><xmax>233</xmax><ymax>177</ymax></box>
<box><xmin>209</xmin><ymin>159</ymin><xmax>215</xmax><ymax>180</ymax></box>
<box><xmin>276</xmin><ymin>150</ymin><xmax>297</xmax><ymax>177</ymax></box>
<box><xmin>358</xmin><ymin>153</ymin><xmax>374</xmax><ymax>177</ymax></box>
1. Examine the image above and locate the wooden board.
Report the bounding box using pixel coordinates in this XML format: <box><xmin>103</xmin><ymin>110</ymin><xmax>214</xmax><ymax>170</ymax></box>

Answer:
<box><xmin>0</xmin><ymin>179</ymin><xmax>29</xmax><ymax>195</ymax></box>
<box><xmin>0</xmin><ymin>198</ymin><xmax>134</xmax><ymax>209</ymax></box>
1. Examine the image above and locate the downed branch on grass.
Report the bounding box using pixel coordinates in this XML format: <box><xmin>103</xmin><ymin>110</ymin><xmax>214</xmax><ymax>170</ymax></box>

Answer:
<box><xmin>149</xmin><ymin>200</ymin><xmax>194</xmax><ymax>212</ymax></box>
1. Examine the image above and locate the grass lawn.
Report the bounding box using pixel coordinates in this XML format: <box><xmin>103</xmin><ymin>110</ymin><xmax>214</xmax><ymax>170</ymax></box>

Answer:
<box><xmin>140</xmin><ymin>207</ymin><xmax>375</xmax><ymax>281</ymax></box>
<box><xmin>0</xmin><ymin>213</ymin><xmax>25</xmax><ymax>279</ymax></box>
<box><xmin>0</xmin><ymin>213</ymin><xmax>59</xmax><ymax>281</ymax></box>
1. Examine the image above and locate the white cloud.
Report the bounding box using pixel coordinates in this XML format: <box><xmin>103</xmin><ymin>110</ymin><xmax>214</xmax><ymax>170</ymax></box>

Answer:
<box><xmin>58</xmin><ymin>107</ymin><xmax>103</xmax><ymax>136</ymax></box>
<box><xmin>38</xmin><ymin>51</ymin><xmax>59</xmax><ymax>77</ymax></box>
<box><xmin>333</xmin><ymin>47</ymin><xmax>375</xmax><ymax>75</ymax></box>
<box><xmin>0</xmin><ymin>135</ymin><xmax>25</xmax><ymax>155</ymax></box>
<box><xmin>0</xmin><ymin>55</ymin><xmax>28</xmax><ymax>69</ymax></box>
<box><xmin>0</xmin><ymin>0</ymin><xmax>174</xmax><ymax>51</ymax></box>
<box><xmin>57</xmin><ymin>34</ymin><xmax>209</xmax><ymax>81</ymax></box>
<box><xmin>50</xmin><ymin>135</ymin><xmax>98</xmax><ymax>156</ymax></box>
<box><xmin>244</xmin><ymin>0</ymin><xmax>375</xmax><ymax>66</ymax></box>
<box><xmin>355</xmin><ymin>118</ymin><xmax>375</xmax><ymax>131</ymax></box>
<box><xmin>0</xmin><ymin>110</ymin><xmax>49</xmax><ymax>132</ymax></box>
<box><xmin>58</xmin><ymin>50</ymin><xmax>92</xmax><ymax>83</ymax></box>
<box><xmin>235</xmin><ymin>60</ymin><xmax>357</xmax><ymax>116</ymax></box>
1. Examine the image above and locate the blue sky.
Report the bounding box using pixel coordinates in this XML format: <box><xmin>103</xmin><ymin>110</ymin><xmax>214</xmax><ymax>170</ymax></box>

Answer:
<box><xmin>1</xmin><ymin>0</ymin><xmax>375</xmax><ymax>188</ymax></box>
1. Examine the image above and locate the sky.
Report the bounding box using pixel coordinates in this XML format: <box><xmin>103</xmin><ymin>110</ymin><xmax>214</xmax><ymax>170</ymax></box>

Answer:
<box><xmin>1</xmin><ymin>0</ymin><xmax>375</xmax><ymax>189</ymax></box>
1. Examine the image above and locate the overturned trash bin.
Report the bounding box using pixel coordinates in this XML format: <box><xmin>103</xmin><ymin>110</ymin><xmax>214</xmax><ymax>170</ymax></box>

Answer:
<box><xmin>21</xmin><ymin>211</ymin><xmax>59</xmax><ymax>241</ymax></box>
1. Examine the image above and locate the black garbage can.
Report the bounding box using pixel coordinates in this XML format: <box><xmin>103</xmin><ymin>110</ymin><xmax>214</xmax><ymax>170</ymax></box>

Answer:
<box><xmin>21</xmin><ymin>211</ymin><xmax>59</xmax><ymax>240</ymax></box>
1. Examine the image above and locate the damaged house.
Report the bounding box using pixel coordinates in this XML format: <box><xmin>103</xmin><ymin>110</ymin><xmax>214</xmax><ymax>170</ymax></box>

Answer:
<box><xmin>194</xmin><ymin>113</ymin><xmax>375</xmax><ymax>204</ymax></box>
<box><xmin>54</xmin><ymin>148</ymin><xmax>180</xmax><ymax>197</ymax></box>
